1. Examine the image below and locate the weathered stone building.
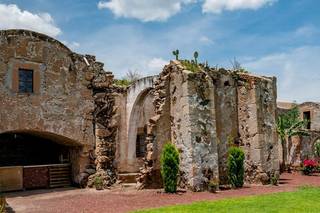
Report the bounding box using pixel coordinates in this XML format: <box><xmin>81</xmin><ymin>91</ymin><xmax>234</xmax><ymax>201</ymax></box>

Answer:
<box><xmin>0</xmin><ymin>29</ymin><xmax>279</xmax><ymax>192</ymax></box>
<box><xmin>277</xmin><ymin>102</ymin><xmax>320</xmax><ymax>168</ymax></box>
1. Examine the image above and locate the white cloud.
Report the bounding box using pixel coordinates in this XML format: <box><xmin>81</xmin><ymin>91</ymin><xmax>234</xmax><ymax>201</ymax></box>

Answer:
<box><xmin>202</xmin><ymin>0</ymin><xmax>277</xmax><ymax>14</ymax></box>
<box><xmin>0</xmin><ymin>4</ymin><xmax>61</xmax><ymax>37</ymax></box>
<box><xmin>98</xmin><ymin>0</ymin><xmax>194</xmax><ymax>22</ymax></box>
<box><xmin>244</xmin><ymin>46</ymin><xmax>320</xmax><ymax>102</ymax></box>
<box><xmin>147</xmin><ymin>58</ymin><xmax>168</xmax><ymax>73</ymax></box>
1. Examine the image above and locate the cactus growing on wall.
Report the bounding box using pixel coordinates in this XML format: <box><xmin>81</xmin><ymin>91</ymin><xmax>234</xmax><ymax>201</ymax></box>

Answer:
<box><xmin>172</xmin><ymin>49</ymin><xmax>180</xmax><ymax>60</ymax></box>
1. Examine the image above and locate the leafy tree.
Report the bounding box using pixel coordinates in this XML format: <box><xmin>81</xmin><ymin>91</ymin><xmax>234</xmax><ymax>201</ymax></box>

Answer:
<box><xmin>160</xmin><ymin>142</ymin><xmax>180</xmax><ymax>193</ymax></box>
<box><xmin>276</xmin><ymin>105</ymin><xmax>309</xmax><ymax>171</ymax></box>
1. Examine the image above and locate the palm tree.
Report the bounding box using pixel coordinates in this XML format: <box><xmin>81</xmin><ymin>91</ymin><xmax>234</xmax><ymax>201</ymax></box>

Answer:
<box><xmin>276</xmin><ymin>105</ymin><xmax>309</xmax><ymax>172</ymax></box>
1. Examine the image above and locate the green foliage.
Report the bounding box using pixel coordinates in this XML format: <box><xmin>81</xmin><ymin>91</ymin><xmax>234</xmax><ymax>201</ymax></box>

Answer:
<box><xmin>113</xmin><ymin>70</ymin><xmax>141</xmax><ymax>87</ymax></box>
<box><xmin>276</xmin><ymin>105</ymin><xmax>309</xmax><ymax>143</ymax></box>
<box><xmin>270</xmin><ymin>173</ymin><xmax>279</xmax><ymax>186</ymax></box>
<box><xmin>193</xmin><ymin>51</ymin><xmax>199</xmax><ymax>64</ymax></box>
<box><xmin>180</xmin><ymin>60</ymin><xmax>200</xmax><ymax>73</ymax></box>
<box><xmin>113</xmin><ymin>78</ymin><xmax>132</xmax><ymax>87</ymax></box>
<box><xmin>94</xmin><ymin>176</ymin><xmax>103</xmax><ymax>189</ymax></box>
<box><xmin>172</xmin><ymin>49</ymin><xmax>180</xmax><ymax>60</ymax></box>
<box><xmin>160</xmin><ymin>142</ymin><xmax>180</xmax><ymax>193</ymax></box>
<box><xmin>227</xmin><ymin>147</ymin><xmax>245</xmax><ymax>188</ymax></box>
<box><xmin>314</xmin><ymin>140</ymin><xmax>320</xmax><ymax>158</ymax></box>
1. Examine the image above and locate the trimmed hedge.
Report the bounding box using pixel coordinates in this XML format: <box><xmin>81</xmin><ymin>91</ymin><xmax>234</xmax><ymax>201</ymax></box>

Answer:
<box><xmin>228</xmin><ymin>147</ymin><xmax>245</xmax><ymax>188</ymax></box>
<box><xmin>160</xmin><ymin>143</ymin><xmax>180</xmax><ymax>193</ymax></box>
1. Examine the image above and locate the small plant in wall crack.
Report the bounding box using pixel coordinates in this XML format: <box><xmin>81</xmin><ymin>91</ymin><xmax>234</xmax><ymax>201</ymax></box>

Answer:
<box><xmin>94</xmin><ymin>176</ymin><xmax>104</xmax><ymax>190</ymax></box>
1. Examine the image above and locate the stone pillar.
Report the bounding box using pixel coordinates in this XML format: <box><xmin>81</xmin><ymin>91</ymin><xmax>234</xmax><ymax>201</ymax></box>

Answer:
<box><xmin>171</xmin><ymin>70</ymin><xmax>219</xmax><ymax>191</ymax></box>
<box><xmin>238</xmin><ymin>74</ymin><xmax>279</xmax><ymax>184</ymax></box>
<box><xmin>209</xmin><ymin>70</ymin><xmax>238</xmax><ymax>185</ymax></box>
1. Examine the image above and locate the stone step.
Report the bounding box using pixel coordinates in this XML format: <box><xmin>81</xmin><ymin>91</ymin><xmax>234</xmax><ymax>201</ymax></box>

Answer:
<box><xmin>118</xmin><ymin>173</ymin><xmax>139</xmax><ymax>183</ymax></box>
<box><xmin>121</xmin><ymin>183</ymin><xmax>137</xmax><ymax>188</ymax></box>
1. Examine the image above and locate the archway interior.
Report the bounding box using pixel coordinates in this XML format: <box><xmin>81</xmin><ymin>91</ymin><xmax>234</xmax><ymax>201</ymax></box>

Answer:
<box><xmin>0</xmin><ymin>132</ymin><xmax>74</xmax><ymax>167</ymax></box>
<box><xmin>133</xmin><ymin>90</ymin><xmax>155</xmax><ymax>158</ymax></box>
<box><xmin>126</xmin><ymin>89</ymin><xmax>155</xmax><ymax>172</ymax></box>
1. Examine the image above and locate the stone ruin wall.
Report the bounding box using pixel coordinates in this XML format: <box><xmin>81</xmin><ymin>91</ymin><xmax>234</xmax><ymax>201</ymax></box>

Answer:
<box><xmin>0</xmin><ymin>30</ymin><xmax>98</xmax><ymax>183</ymax></box>
<box><xmin>237</xmin><ymin>74</ymin><xmax>279</xmax><ymax>183</ymax></box>
<box><xmin>279</xmin><ymin>103</ymin><xmax>320</xmax><ymax>168</ymax></box>
<box><xmin>137</xmin><ymin>61</ymin><xmax>279</xmax><ymax>190</ymax></box>
<box><xmin>170</xmin><ymin>69</ymin><xmax>219</xmax><ymax>191</ymax></box>
<box><xmin>0</xmin><ymin>30</ymin><xmax>280</xmax><ymax>190</ymax></box>
<box><xmin>0</xmin><ymin>29</ymin><xmax>122</xmax><ymax>188</ymax></box>
<box><xmin>209</xmin><ymin>71</ymin><xmax>238</xmax><ymax>185</ymax></box>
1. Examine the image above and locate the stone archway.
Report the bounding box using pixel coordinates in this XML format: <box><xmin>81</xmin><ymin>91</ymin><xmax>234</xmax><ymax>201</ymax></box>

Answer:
<box><xmin>0</xmin><ymin>130</ymin><xmax>83</xmax><ymax>191</ymax></box>
<box><xmin>125</xmin><ymin>88</ymin><xmax>155</xmax><ymax>172</ymax></box>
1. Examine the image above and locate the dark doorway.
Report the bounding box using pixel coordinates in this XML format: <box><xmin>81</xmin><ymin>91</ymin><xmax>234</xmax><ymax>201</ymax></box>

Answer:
<box><xmin>303</xmin><ymin>111</ymin><xmax>311</xmax><ymax>129</ymax></box>
<box><xmin>0</xmin><ymin>132</ymin><xmax>75</xmax><ymax>191</ymax></box>
<box><xmin>0</xmin><ymin>132</ymin><xmax>69</xmax><ymax>167</ymax></box>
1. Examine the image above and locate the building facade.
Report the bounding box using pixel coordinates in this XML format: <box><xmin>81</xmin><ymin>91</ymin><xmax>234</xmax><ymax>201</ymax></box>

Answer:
<box><xmin>0</xmin><ymin>29</ymin><xmax>279</xmax><ymax>192</ymax></box>
<box><xmin>277</xmin><ymin>102</ymin><xmax>320</xmax><ymax>168</ymax></box>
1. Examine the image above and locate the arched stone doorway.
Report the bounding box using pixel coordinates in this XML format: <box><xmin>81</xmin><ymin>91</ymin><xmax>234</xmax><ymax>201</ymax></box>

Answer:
<box><xmin>0</xmin><ymin>130</ymin><xmax>83</xmax><ymax>192</ymax></box>
<box><xmin>126</xmin><ymin>89</ymin><xmax>155</xmax><ymax>172</ymax></box>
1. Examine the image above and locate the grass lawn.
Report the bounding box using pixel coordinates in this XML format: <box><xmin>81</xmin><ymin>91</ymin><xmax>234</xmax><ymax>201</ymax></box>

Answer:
<box><xmin>135</xmin><ymin>187</ymin><xmax>320</xmax><ymax>213</ymax></box>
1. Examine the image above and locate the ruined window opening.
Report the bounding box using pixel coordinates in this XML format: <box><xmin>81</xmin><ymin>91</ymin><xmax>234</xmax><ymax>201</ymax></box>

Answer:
<box><xmin>224</xmin><ymin>81</ymin><xmax>230</xmax><ymax>86</ymax></box>
<box><xmin>136</xmin><ymin>128</ymin><xmax>146</xmax><ymax>158</ymax></box>
<box><xmin>303</xmin><ymin>111</ymin><xmax>311</xmax><ymax>129</ymax></box>
<box><xmin>18</xmin><ymin>68</ymin><xmax>33</xmax><ymax>93</ymax></box>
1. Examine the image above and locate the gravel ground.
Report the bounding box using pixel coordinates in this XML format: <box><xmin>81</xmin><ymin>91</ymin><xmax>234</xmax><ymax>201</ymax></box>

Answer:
<box><xmin>5</xmin><ymin>172</ymin><xmax>320</xmax><ymax>213</ymax></box>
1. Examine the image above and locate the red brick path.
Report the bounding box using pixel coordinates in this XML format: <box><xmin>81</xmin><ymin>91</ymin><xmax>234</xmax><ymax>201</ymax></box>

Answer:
<box><xmin>6</xmin><ymin>173</ymin><xmax>320</xmax><ymax>213</ymax></box>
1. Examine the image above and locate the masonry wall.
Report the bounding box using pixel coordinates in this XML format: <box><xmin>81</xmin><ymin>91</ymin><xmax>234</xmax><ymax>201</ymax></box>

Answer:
<box><xmin>238</xmin><ymin>74</ymin><xmax>279</xmax><ymax>183</ymax></box>
<box><xmin>210</xmin><ymin>71</ymin><xmax>238</xmax><ymax>184</ymax></box>
<box><xmin>172</xmin><ymin>70</ymin><xmax>218</xmax><ymax>191</ymax></box>
<box><xmin>0</xmin><ymin>30</ymin><xmax>98</xmax><ymax>183</ymax></box>
<box><xmin>0</xmin><ymin>30</ymin><xmax>94</xmax><ymax>146</ymax></box>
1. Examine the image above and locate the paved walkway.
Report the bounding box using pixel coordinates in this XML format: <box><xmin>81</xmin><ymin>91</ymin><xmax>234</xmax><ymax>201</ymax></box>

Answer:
<box><xmin>5</xmin><ymin>173</ymin><xmax>320</xmax><ymax>213</ymax></box>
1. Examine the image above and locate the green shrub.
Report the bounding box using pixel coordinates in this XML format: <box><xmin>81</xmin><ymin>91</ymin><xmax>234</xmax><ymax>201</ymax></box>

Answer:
<box><xmin>94</xmin><ymin>176</ymin><xmax>103</xmax><ymax>190</ymax></box>
<box><xmin>314</xmin><ymin>140</ymin><xmax>320</xmax><ymax>158</ymax></box>
<box><xmin>160</xmin><ymin>142</ymin><xmax>180</xmax><ymax>193</ymax></box>
<box><xmin>270</xmin><ymin>172</ymin><xmax>279</xmax><ymax>186</ymax></box>
<box><xmin>227</xmin><ymin>147</ymin><xmax>245</xmax><ymax>188</ymax></box>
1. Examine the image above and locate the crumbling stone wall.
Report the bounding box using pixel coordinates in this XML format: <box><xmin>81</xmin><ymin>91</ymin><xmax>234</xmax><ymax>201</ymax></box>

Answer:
<box><xmin>171</xmin><ymin>69</ymin><xmax>219</xmax><ymax>191</ymax></box>
<box><xmin>0</xmin><ymin>29</ymin><xmax>115</xmax><ymax>186</ymax></box>
<box><xmin>137</xmin><ymin>61</ymin><xmax>279</xmax><ymax>190</ymax></box>
<box><xmin>238</xmin><ymin>74</ymin><xmax>279</xmax><ymax>184</ymax></box>
<box><xmin>277</xmin><ymin>102</ymin><xmax>320</xmax><ymax>169</ymax></box>
<box><xmin>209</xmin><ymin>71</ymin><xmax>238</xmax><ymax>185</ymax></box>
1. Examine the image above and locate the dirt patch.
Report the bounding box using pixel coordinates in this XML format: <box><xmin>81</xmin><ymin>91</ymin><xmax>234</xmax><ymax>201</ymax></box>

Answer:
<box><xmin>6</xmin><ymin>173</ymin><xmax>320</xmax><ymax>213</ymax></box>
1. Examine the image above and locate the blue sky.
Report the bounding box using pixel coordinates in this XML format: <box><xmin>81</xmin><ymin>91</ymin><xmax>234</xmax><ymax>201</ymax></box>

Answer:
<box><xmin>0</xmin><ymin>0</ymin><xmax>319</xmax><ymax>102</ymax></box>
